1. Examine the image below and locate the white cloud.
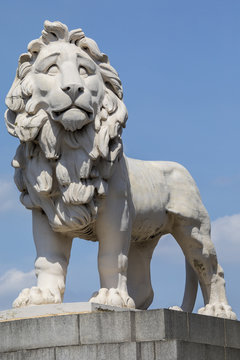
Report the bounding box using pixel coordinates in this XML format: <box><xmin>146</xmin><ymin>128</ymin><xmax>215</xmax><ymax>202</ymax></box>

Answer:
<box><xmin>154</xmin><ymin>234</ymin><xmax>184</xmax><ymax>264</ymax></box>
<box><xmin>211</xmin><ymin>214</ymin><xmax>240</xmax><ymax>263</ymax></box>
<box><xmin>0</xmin><ymin>269</ymin><xmax>35</xmax><ymax>308</ymax></box>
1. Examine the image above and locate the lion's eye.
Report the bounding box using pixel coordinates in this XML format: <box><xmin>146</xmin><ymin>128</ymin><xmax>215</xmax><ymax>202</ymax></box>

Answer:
<box><xmin>47</xmin><ymin>65</ymin><xmax>59</xmax><ymax>75</ymax></box>
<box><xmin>79</xmin><ymin>66</ymin><xmax>88</xmax><ymax>78</ymax></box>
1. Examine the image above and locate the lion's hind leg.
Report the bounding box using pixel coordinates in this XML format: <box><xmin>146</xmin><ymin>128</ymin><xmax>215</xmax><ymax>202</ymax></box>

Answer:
<box><xmin>172</xmin><ymin>215</ymin><xmax>236</xmax><ymax>319</ymax></box>
<box><xmin>169</xmin><ymin>258</ymin><xmax>199</xmax><ymax>313</ymax></box>
<box><xmin>127</xmin><ymin>238</ymin><xmax>159</xmax><ymax>310</ymax></box>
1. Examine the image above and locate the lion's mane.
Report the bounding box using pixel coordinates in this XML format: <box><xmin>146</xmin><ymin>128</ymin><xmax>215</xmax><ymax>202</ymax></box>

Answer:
<box><xmin>5</xmin><ymin>21</ymin><xmax>128</xmax><ymax>238</ymax></box>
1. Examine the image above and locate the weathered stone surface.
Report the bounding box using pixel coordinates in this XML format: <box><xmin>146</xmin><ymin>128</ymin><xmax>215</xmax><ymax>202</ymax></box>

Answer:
<box><xmin>226</xmin><ymin>347</ymin><xmax>240</xmax><ymax>360</ymax></box>
<box><xmin>0</xmin><ymin>309</ymin><xmax>240</xmax><ymax>359</ymax></box>
<box><xmin>0</xmin><ymin>314</ymin><xmax>79</xmax><ymax>352</ymax></box>
<box><xmin>119</xmin><ymin>342</ymin><xmax>137</xmax><ymax>360</ymax></box>
<box><xmin>0</xmin><ymin>348</ymin><xmax>55</xmax><ymax>360</ymax></box>
<box><xmin>135</xmin><ymin>309</ymin><xmax>165</xmax><ymax>342</ymax></box>
<box><xmin>225</xmin><ymin>318</ymin><xmax>240</xmax><ymax>349</ymax></box>
<box><xmin>79</xmin><ymin>311</ymin><xmax>132</xmax><ymax>344</ymax></box>
<box><xmin>178</xmin><ymin>341</ymin><xmax>225</xmax><ymax>360</ymax></box>
<box><xmin>154</xmin><ymin>340</ymin><xmax>226</xmax><ymax>360</ymax></box>
<box><xmin>139</xmin><ymin>342</ymin><xmax>155</xmax><ymax>360</ymax></box>
<box><xmin>56</xmin><ymin>345</ymin><xmax>97</xmax><ymax>360</ymax></box>
<box><xmin>163</xmin><ymin>309</ymin><xmax>189</xmax><ymax>340</ymax></box>
<box><xmin>188</xmin><ymin>312</ymin><xmax>225</xmax><ymax>347</ymax></box>
<box><xmin>0</xmin><ymin>302</ymin><xmax>133</xmax><ymax>322</ymax></box>
<box><xmin>155</xmin><ymin>340</ymin><xmax>178</xmax><ymax>360</ymax></box>
<box><xmin>56</xmin><ymin>343</ymin><xmax>137</xmax><ymax>360</ymax></box>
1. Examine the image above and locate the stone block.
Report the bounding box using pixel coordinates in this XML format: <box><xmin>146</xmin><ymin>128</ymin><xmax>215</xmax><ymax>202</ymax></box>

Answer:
<box><xmin>163</xmin><ymin>309</ymin><xmax>188</xmax><ymax>340</ymax></box>
<box><xmin>0</xmin><ymin>315</ymin><xmax>79</xmax><ymax>352</ymax></box>
<box><xmin>0</xmin><ymin>302</ymin><xmax>133</xmax><ymax>322</ymax></box>
<box><xmin>178</xmin><ymin>341</ymin><xmax>225</xmax><ymax>360</ymax></box>
<box><xmin>0</xmin><ymin>348</ymin><xmax>55</xmax><ymax>360</ymax></box>
<box><xmin>97</xmin><ymin>344</ymin><xmax>120</xmax><ymax>360</ymax></box>
<box><xmin>226</xmin><ymin>347</ymin><xmax>240</xmax><ymax>360</ymax></box>
<box><xmin>56</xmin><ymin>345</ymin><xmax>97</xmax><ymax>360</ymax></box>
<box><xmin>0</xmin><ymin>352</ymin><xmax>19</xmax><ymax>360</ymax></box>
<box><xmin>119</xmin><ymin>342</ymin><xmax>137</xmax><ymax>360</ymax></box>
<box><xmin>155</xmin><ymin>340</ymin><xmax>178</xmax><ymax>359</ymax></box>
<box><xmin>79</xmin><ymin>311</ymin><xmax>132</xmax><ymax>344</ymax></box>
<box><xmin>57</xmin><ymin>343</ymin><xmax>137</xmax><ymax>360</ymax></box>
<box><xmin>22</xmin><ymin>348</ymin><xmax>55</xmax><ymax>360</ymax></box>
<box><xmin>97</xmin><ymin>343</ymin><xmax>137</xmax><ymax>360</ymax></box>
<box><xmin>139</xmin><ymin>342</ymin><xmax>155</xmax><ymax>360</ymax></box>
<box><xmin>188</xmin><ymin>312</ymin><xmax>225</xmax><ymax>347</ymax></box>
<box><xmin>135</xmin><ymin>309</ymin><xmax>188</xmax><ymax>343</ymax></box>
<box><xmin>155</xmin><ymin>340</ymin><xmax>225</xmax><ymax>360</ymax></box>
<box><xmin>135</xmin><ymin>309</ymin><xmax>165</xmax><ymax>342</ymax></box>
<box><xmin>225</xmin><ymin>318</ymin><xmax>240</xmax><ymax>349</ymax></box>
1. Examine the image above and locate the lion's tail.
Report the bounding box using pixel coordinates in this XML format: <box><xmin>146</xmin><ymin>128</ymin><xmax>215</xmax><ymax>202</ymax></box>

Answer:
<box><xmin>181</xmin><ymin>259</ymin><xmax>199</xmax><ymax>312</ymax></box>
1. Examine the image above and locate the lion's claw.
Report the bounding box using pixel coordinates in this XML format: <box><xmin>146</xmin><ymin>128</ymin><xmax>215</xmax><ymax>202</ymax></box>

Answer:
<box><xmin>13</xmin><ymin>286</ymin><xmax>62</xmax><ymax>308</ymax></box>
<box><xmin>89</xmin><ymin>288</ymin><xmax>135</xmax><ymax>309</ymax></box>
<box><xmin>198</xmin><ymin>303</ymin><xmax>237</xmax><ymax>320</ymax></box>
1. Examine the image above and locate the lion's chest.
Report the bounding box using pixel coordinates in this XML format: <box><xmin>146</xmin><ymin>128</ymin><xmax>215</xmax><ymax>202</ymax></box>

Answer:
<box><xmin>58</xmin><ymin>219</ymin><xmax>98</xmax><ymax>241</ymax></box>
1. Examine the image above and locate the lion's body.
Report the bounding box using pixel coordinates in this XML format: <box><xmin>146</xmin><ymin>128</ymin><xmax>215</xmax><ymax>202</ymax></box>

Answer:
<box><xmin>128</xmin><ymin>158</ymin><xmax>207</xmax><ymax>241</ymax></box>
<box><xmin>5</xmin><ymin>21</ymin><xmax>236</xmax><ymax>319</ymax></box>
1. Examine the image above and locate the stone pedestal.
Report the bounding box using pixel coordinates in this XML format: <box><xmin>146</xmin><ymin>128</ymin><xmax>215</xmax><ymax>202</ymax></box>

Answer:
<box><xmin>0</xmin><ymin>304</ymin><xmax>240</xmax><ymax>359</ymax></box>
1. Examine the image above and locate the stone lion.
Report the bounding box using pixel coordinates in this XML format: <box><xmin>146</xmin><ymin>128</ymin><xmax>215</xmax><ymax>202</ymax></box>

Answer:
<box><xmin>5</xmin><ymin>21</ymin><xmax>236</xmax><ymax>319</ymax></box>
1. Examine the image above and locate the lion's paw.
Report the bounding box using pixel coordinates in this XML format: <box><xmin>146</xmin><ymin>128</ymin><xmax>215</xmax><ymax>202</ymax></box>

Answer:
<box><xmin>89</xmin><ymin>288</ymin><xmax>135</xmax><ymax>309</ymax></box>
<box><xmin>13</xmin><ymin>287</ymin><xmax>62</xmax><ymax>308</ymax></box>
<box><xmin>198</xmin><ymin>303</ymin><xmax>237</xmax><ymax>320</ymax></box>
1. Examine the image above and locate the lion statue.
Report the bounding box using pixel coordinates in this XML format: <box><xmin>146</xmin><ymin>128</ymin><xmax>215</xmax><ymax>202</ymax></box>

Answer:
<box><xmin>5</xmin><ymin>21</ymin><xmax>236</xmax><ymax>319</ymax></box>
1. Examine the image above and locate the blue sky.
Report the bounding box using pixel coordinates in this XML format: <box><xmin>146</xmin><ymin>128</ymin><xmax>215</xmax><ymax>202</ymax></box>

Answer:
<box><xmin>0</xmin><ymin>0</ymin><xmax>240</xmax><ymax>317</ymax></box>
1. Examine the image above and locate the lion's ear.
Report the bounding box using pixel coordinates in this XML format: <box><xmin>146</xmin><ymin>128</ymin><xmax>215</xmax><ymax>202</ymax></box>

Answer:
<box><xmin>5</xmin><ymin>76</ymin><xmax>25</xmax><ymax>113</ymax></box>
<box><xmin>101</xmin><ymin>53</ymin><xmax>109</xmax><ymax>64</ymax></box>
<box><xmin>5</xmin><ymin>109</ymin><xmax>17</xmax><ymax>137</ymax></box>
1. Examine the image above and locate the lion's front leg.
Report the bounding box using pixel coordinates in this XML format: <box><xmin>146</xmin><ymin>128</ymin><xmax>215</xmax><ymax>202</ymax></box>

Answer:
<box><xmin>90</xmin><ymin>232</ymin><xmax>135</xmax><ymax>308</ymax></box>
<box><xmin>13</xmin><ymin>209</ymin><xmax>73</xmax><ymax>308</ymax></box>
<box><xmin>90</xmin><ymin>165</ymin><xmax>135</xmax><ymax>308</ymax></box>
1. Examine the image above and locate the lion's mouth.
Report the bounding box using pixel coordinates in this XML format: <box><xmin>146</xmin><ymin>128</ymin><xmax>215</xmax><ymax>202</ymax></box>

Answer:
<box><xmin>51</xmin><ymin>104</ymin><xmax>94</xmax><ymax>131</ymax></box>
<box><xmin>52</xmin><ymin>105</ymin><xmax>93</xmax><ymax>119</ymax></box>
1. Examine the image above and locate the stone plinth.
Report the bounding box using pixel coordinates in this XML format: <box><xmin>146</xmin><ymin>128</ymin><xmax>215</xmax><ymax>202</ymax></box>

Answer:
<box><xmin>0</xmin><ymin>305</ymin><xmax>240</xmax><ymax>359</ymax></box>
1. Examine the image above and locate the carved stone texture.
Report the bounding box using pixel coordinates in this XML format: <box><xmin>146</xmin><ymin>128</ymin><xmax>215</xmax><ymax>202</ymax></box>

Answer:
<box><xmin>1</xmin><ymin>309</ymin><xmax>240</xmax><ymax>359</ymax></box>
<box><xmin>5</xmin><ymin>20</ymin><xmax>236</xmax><ymax>319</ymax></box>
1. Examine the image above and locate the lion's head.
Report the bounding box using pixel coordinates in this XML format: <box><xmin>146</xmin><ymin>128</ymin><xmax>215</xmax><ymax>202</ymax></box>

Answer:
<box><xmin>5</xmin><ymin>21</ymin><xmax>127</xmax><ymax>237</ymax></box>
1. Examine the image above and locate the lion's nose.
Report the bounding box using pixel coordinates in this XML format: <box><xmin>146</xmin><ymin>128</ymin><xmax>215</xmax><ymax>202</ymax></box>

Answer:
<box><xmin>61</xmin><ymin>83</ymin><xmax>84</xmax><ymax>102</ymax></box>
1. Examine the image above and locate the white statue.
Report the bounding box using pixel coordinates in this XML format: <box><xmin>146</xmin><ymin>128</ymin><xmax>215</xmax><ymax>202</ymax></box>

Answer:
<box><xmin>5</xmin><ymin>21</ymin><xmax>236</xmax><ymax>319</ymax></box>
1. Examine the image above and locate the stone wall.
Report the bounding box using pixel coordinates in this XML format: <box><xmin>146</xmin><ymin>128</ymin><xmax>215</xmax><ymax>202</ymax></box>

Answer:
<box><xmin>0</xmin><ymin>307</ymin><xmax>240</xmax><ymax>359</ymax></box>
